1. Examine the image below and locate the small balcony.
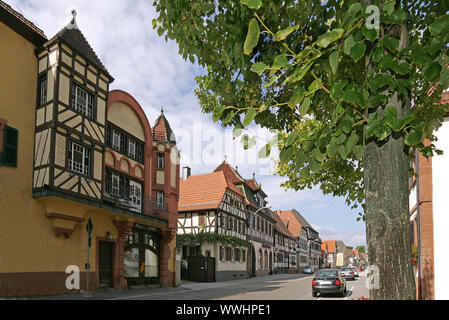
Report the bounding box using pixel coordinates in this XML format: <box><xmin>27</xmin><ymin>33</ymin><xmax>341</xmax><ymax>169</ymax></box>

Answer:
<box><xmin>102</xmin><ymin>182</ymin><xmax>169</xmax><ymax>221</ymax></box>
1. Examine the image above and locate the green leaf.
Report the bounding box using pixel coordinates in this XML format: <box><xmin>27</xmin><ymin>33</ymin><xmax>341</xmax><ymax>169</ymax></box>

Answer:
<box><xmin>343</xmin><ymin>34</ymin><xmax>355</xmax><ymax>56</ymax></box>
<box><xmin>274</xmin><ymin>25</ymin><xmax>299</xmax><ymax>41</ymax></box>
<box><xmin>350</xmin><ymin>41</ymin><xmax>366</xmax><ymax>63</ymax></box>
<box><xmin>258</xmin><ymin>143</ymin><xmax>271</xmax><ymax>158</ymax></box>
<box><xmin>346</xmin><ymin>132</ymin><xmax>359</xmax><ymax>153</ymax></box>
<box><xmin>307</xmin><ymin>79</ymin><xmax>321</xmax><ymax>96</ymax></box>
<box><xmin>423</xmin><ymin>61</ymin><xmax>442</xmax><ymax>82</ymax></box>
<box><xmin>241</xmin><ymin>134</ymin><xmax>256</xmax><ymax>149</ymax></box>
<box><xmin>288</xmin><ymin>86</ymin><xmax>306</xmax><ymax>108</ymax></box>
<box><xmin>296</xmin><ymin>150</ymin><xmax>307</xmax><ymax>167</ymax></box>
<box><xmin>263</xmin><ymin>75</ymin><xmax>280</xmax><ymax>89</ymax></box>
<box><xmin>375</xmin><ymin>125</ymin><xmax>391</xmax><ymax>140</ymax></box>
<box><xmin>382</xmin><ymin>36</ymin><xmax>400</xmax><ymax>53</ymax></box>
<box><xmin>244</xmin><ymin>18</ymin><xmax>260</xmax><ymax>55</ymax></box>
<box><xmin>340</xmin><ymin>117</ymin><xmax>354</xmax><ymax>134</ymax></box>
<box><xmin>327</xmin><ymin>143</ymin><xmax>338</xmax><ymax>157</ymax></box>
<box><xmin>280</xmin><ymin>147</ymin><xmax>293</xmax><ymax>164</ymax></box>
<box><xmin>335</xmin><ymin>132</ymin><xmax>347</xmax><ymax>145</ymax></box>
<box><xmin>223</xmin><ymin>110</ymin><xmax>235</xmax><ymax>125</ymax></box>
<box><xmin>251</xmin><ymin>62</ymin><xmax>268</xmax><ymax>75</ymax></box>
<box><xmin>243</xmin><ymin>107</ymin><xmax>257</xmax><ymax>126</ymax></box>
<box><xmin>312</xmin><ymin>148</ymin><xmax>326</xmax><ymax>163</ymax></box>
<box><xmin>337</xmin><ymin>145</ymin><xmax>348</xmax><ymax>160</ymax></box>
<box><xmin>330</xmin><ymin>80</ymin><xmax>348</xmax><ymax>102</ymax></box>
<box><xmin>429</xmin><ymin>14</ymin><xmax>449</xmax><ymax>36</ymax></box>
<box><xmin>213</xmin><ymin>105</ymin><xmax>226</xmax><ymax>122</ymax></box>
<box><xmin>300</xmin><ymin>166</ymin><xmax>310</xmax><ymax>178</ymax></box>
<box><xmin>290</xmin><ymin>61</ymin><xmax>313</xmax><ymax>83</ymax></box>
<box><xmin>353</xmin><ymin>145</ymin><xmax>363</xmax><ymax>160</ymax></box>
<box><xmin>373</xmin><ymin>46</ymin><xmax>383</xmax><ymax>63</ymax></box>
<box><xmin>285</xmin><ymin>131</ymin><xmax>299</xmax><ymax>147</ymax></box>
<box><xmin>309</xmin><ymin>158</ymin><xmax>321</xmax><ymax>173</ymax></box>
<box><xmin>361</xmin><ymin>24</ymin><xmax>379</xmax><ymax>42</ymax></box>
<box><xmin>427</xmin><ymin>38</ymin><xmax>443</xmax><ymax>57</ymax></box>
<box><xmin>233</xmin><ymin>126</ymin><xmax>243</xmax><ymax>138</ymax></box>
<box><xmin>329</xmin><ymin>51</ymin><xmax>339</xmax><ymax>74</ymax></box>
<box><xmin>317</xmin><ymin>28</ymin><xmax>344</xmax><ymax>48</ymax></box>
<box><xmin>299</xmin><ymin>97</ymin><xmax>311</xmax><ymax>116</ymax></box>
<box><xmin>405</xmin><ymin>130</ymin><xmax>423</xmax><ymax>146</ymax></box>
<box><xmin>272</xmin><ymin>55</ymin><xmax>290</xmax><ymax>70</ymax></box>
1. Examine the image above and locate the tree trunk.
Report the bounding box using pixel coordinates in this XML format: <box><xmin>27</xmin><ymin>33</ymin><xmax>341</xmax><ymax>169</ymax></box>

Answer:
<box><xmin>363</xmin><ymin>19</ymin><xmax>416</xmax><ymax>299</ymax></box>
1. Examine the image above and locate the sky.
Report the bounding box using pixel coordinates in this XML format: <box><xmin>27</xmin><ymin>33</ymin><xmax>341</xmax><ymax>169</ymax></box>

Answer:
<box><xmin>7</xmin><ymin>0</ymin><xmax>366</xmax><ymax>247</ymax></box>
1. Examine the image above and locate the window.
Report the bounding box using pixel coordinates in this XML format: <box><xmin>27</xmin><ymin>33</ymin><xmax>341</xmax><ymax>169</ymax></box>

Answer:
<box><xmin>235</xmin><ymin>248</ymin><xmax>241</xmax><ymax>262</ymax></box>
<box><xmin>38</xmin><ymin>76</ymin><xmax>47</xmax><ymax>106</ymax></box>
<box><xmin>67</xmin><ymin>141</ymin><xmax>91</xmax><ymax>176</ymax></box>
<box><xmin>72</xmin><ymin>84</ymin><xmax>94</xmax><ymax>119</ymax></box>
<box><xmin>242</xmin><ymin>249</ymin><xmax>246</xmax><ymax>262</ymax></box>
<box><xmin>128</xmin><ymin>139</ymin><xmax>136</xmax><ymax>159</ymax></box>
<box><xmin>157</xmin><ymin>153</ymin><xmax>165</xmax><ymax>169</ymax></box>
<box><xmin>111</xmin><ymin>172</ymin><xmax>120</xmax><ymax>195</ymax></box>
<box><xmin>156</xmin><ymin>191</ymin><xmax>164</xmax><ymax>209</ymax></box>
<box><xmin>129</xmin><ymin>181</ymin><xmax>142</xmax><ymax>213</ymax></box>
<box><xmin>0</xmin><ymin>123</ymin><xmax>18</xmax><ymax>167</ymax></box>
<box><xmin>112</xmin><ymin>129</ymin><xmax>122</xmax><ymax>152</ymax></box>
<box><xmin>225</xmin><ymin>247</ymin><xmax>232</xmax><ymax>261</ymax></box>
<box><xmin>219</xmin><ymin>246</ymin><xmax>224</xmax><ymax>261</ymax></box>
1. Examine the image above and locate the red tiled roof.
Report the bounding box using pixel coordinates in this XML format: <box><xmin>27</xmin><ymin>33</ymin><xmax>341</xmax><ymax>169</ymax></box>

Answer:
<box><xmin>213</xmin><ymin>161</ymin><xmax>245</xmax><ymax>197</ymax></box>
<box><xmin>153</xmin><ymin>110</ymin><xmax>175</xmax><ymax>143</ymax></box>
<box><xmin>321</xmin><ymin>240</ymin><xmax>337</xmax><ymax>253</ymax></box>
<box><xmin>278</xmin><ymin>210</ymin><xmax>303</xmax><ymax>237</ymax></box>
<box><xmin>359</xmin><ymin>253</ymin><xmax>367</xmax><ymax>259</ymax></box>
<box><xmin>179</xmin><ymin>171</ymin><xmax>228</xmax><ymax>212</ymax></box>
<box><xmin>270</xmin><ymin>210</ymin><xmax>295</xmax><ymax>239</ymax></box>
<box><xmin>246</xmin><ymin>179</ymin><xmax>259</xmax><ymax>191</ymax></box>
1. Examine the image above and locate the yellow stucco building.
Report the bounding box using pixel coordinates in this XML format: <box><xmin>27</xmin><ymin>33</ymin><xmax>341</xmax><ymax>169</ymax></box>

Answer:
<box><xmin>0</xmin><ymin>1</ymin><xmax>179</xmax><ymax>297</ymax></box>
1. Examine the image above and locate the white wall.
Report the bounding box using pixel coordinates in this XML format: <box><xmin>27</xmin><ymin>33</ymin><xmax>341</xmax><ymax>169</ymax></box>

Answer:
<box><xmin>432</xmin><ymin>117</ymin><xmax>449</xmax><ymax>300</ymax></box>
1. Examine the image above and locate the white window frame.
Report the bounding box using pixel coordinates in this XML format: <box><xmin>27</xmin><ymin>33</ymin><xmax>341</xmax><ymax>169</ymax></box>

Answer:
<box><xmin>111</xmin><ymin>172</ymin><xmax>120</xmax><ymax>195</ymax></box>
<box><xmin>72</xmin><ymin>84</ymin><xmax>94</xmax><ymax>119</ymax></box>
<box><xmin>129</xmin><ymin>180</ymin><xmax>142</xmax><ymax>213</ymax></box>
<box><xmin>39</xmin><ymin>76</ymin><xmax>47</xmax><ymax>106</ymax></box>
<box><xmin>128</xmin><ymin>139</ymin><xmax>136</xmax><ymax>159</ymax></box>
<box><xmin>156</xmin><ymin>190</ymin><xmax>164</xmax><ymax>208</ymax></box>
<box><xmin>112</xmin><ymin>129</ymin><xmax>121</xmax><ymax>151</ymax></box>
<box><xmin>67</xmin><ymin>141</ymin><xmax>91</xmax><ymax>176</ymax></box>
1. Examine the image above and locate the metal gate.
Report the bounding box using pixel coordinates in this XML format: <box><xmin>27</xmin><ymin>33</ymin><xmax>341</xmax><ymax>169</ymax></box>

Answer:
<box><xmin>187</xmin><ymin>256</ymin><xmax>215</xmax><ymax>282</ymax></box>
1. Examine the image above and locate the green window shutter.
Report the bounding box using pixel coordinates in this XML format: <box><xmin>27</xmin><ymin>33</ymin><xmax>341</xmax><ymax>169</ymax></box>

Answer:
<box><xmin>2</xmin><ymin>126</ymin><xmax>18</xmax><ymax>167</ymax></box>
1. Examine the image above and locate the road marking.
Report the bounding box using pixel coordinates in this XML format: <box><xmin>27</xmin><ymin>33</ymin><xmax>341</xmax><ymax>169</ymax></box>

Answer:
<box><xmin>345</xmin><ymin>286</ymin><xmax>355</xmax><ymax>300</ymax></box>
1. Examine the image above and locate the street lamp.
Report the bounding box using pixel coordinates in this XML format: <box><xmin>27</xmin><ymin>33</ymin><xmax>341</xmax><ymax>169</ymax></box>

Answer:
<box><xmin>254</xmin><ymin>205</ymin><xmax>271</xmax><ymax>215</ymax></box>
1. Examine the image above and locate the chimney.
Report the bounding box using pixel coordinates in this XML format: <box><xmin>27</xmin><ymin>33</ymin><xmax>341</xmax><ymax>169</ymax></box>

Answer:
<box><xmin>182</xmin><ymin>166</ymin><xmax>191</xmax><ymax>181</ymax></box>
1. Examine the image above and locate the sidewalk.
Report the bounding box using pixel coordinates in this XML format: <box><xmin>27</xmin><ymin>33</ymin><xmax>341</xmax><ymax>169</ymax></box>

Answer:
<box><xmin>22</xmin><ymin>272</ymin><xmax>313</xmax><ymax>300</ymax></box>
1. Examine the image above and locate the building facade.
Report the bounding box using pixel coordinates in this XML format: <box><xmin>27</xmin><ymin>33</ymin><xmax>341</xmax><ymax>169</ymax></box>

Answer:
<box><xmin>409</xmin><ymin>91</ymin><xmax>449</xmax><ymax>300</ymax></box>
<box><xmin>214</xmin><ymin>161</ymin><xmax>276</xmax><ymax>277</ymax></box>
<box><xmin>321</xmin><ymin>241</ymin><xmax>337</xmax><ymax>268</ymax></box>
<box><xmin>270</xmin><ymin>211</ymin><xmax>297</xmax><ymax>273</ymax></box>
<box><xmin>0</xmin><ymin>3</ymin><xmax>178</xmax><ymax>297</ymax></box>
<box><xmin>177</xmin><ymin>170</ymin><xmax>249</xmax><ymax>282</ymax></box>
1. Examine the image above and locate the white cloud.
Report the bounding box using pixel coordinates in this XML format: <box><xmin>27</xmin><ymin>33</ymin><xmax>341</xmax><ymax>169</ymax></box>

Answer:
<box><xmin>313</xmin><ymin>224</ymin><xmax>366</xmax><ymax>247</ymax></box>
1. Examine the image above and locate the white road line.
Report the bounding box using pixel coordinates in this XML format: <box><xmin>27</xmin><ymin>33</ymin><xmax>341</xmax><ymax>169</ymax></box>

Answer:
<box><xmin>345</xmin><ymin>286</ymin><xmax>355</xmax><ymax>300</ymax></box>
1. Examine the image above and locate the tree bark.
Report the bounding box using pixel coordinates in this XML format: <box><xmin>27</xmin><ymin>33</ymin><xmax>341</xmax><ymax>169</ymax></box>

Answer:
<box><xmin>363</xmin><ymin>18</ymin><xmax>416</xmax><ymax>299</ymax></box>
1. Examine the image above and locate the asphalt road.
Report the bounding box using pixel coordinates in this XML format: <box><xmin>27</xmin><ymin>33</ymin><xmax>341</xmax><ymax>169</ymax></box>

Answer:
<box><xmin>108</xmin><ymin>271</ymin><xmax>370</xmax><ymax>301</ymax></box>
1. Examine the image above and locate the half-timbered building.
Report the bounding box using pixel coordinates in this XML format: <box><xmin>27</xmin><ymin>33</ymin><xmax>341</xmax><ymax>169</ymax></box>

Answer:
<box><xmin>0</xmin><ymin>3</ymin><xmax>178</xmax><ymax>297</ymax></box>
<box><xmin>214</xmin><ymin>161</ymin><xmax>276</xmax><ymax>277</ymax></box>
<box><xmin>178</xmin><ymin>170</ymin><xmax>249</xmax><ymax>281</ymax></box>
<box><xmin>269</xmin><ymin>210</ymin><xmax>297</xmax><ymax>273</ymax></box>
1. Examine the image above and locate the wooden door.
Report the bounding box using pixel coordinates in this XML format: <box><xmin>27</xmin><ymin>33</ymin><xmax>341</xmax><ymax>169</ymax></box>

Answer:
<box><xmin>99</xmin><ymin>241</ymin><xmax>114</xmax><ymax>288</ymax></box>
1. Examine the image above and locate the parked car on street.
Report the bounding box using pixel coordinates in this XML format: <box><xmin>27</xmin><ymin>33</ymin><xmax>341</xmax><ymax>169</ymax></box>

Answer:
<box><xmin>303</xmin><ymin>265</ymin><xmax>314</xmax><ymax>274</ymax></box>
<box><xmin>351</xmin><ymin>266</ymin><xmax>359</xmax><ymax>278</ymax></box>
<box><xmin>340</xmin><ymin>267</ymin><xmax>356</xmax><ymax>280</ymax></box>
<box><xmin>312</xmin><ymin>269</ymin><xmax>346</xmax><ymax>297</ymax></box>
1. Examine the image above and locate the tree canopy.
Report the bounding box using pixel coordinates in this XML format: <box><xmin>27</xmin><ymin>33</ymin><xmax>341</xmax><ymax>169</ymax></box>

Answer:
<box><xmin>153</xmin><ymin>0</ymin><xmax>449</xmax><ymax>215</ymax></box>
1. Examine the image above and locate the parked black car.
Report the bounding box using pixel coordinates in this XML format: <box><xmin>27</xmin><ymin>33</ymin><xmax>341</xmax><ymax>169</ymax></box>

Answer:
<box><xmin>312</xmin><ymin>269</ymin><xmax>346</xmax><ymax>297</ymax></box>
<box><xmin>303</xmin><ymin>265</ymin><xmax>314</xmax><ymax>274</ymax></box>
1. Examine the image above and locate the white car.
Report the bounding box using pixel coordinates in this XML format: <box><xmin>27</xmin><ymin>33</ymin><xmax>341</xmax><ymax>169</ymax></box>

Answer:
<box><xmin>351</xmin><ymin>266</ymin><xmax>359</xmax><ymax>277</ymax></box>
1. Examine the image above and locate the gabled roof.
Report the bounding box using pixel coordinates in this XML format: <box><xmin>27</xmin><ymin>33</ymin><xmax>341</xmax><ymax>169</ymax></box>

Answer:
<box><xmin>179</xmin><ymin>171</ymin><xmax>228</xmax><ymax>212</ymax></box>
<box><xmin>321</xmin><ymin>240</ymin><xmax>337</xmax><ymax>253</ymax></box>
<box><xmin>153</xmin><ymin>110</ymin><xmax>176</xmax><ymax>143</ymax></box>
<box><xmin>279</xmin><ymin>209</ymin><xmax>318</xmax><ymax>237</ymax></box>
<box><xmin>0</xmin><ymin>0</ymin><xmax>47</xmax><ymax>45</ymax></box>
<box><xmin>277</xmin><ymin>210</ymin><xmax>304</xmax><ymax>238</ymax></box>
<box><xmin>43</xmin><ymin>13</ymin><xmax>113</xmax><ymax>81</ymax></box>
<box><xmin>269</xmin><ymin>210</ymin><xmax>295</xmax><ymax>240</ymax></box>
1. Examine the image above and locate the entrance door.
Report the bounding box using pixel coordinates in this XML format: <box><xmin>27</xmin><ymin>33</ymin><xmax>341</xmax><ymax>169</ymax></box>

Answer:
<box><xmin>98</xmin><ymin>241</ymin><xmax>114</xmax><ymax>288</ymax></box>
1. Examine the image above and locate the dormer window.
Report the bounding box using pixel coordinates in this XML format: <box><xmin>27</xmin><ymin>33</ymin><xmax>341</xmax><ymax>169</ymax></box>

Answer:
<box><xmin>72</xmin><ymin>83</ymin><xmax>94</xmax><ymax>119</ymax></box>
